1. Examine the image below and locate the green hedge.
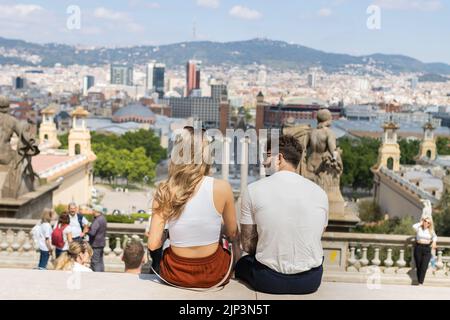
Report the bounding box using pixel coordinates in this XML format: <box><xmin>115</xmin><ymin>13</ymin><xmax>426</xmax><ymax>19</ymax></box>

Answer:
<box><xmin>85</xmin><ymin>213</ymin><xmax>150</xmax><ymax>224</ymax></box>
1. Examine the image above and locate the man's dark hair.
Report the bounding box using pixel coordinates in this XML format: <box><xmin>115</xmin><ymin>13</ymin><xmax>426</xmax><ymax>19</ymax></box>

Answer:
<box><xmin>267</xmin><ymin>134</ymin><xmax>303</xmax><ymax>168</ymax></box>
<box><xmin>58</xmin><ymin>212</ymin><xmax>70</xmax><ymax>225</ymax></box>
<box><xmin>123</xmin><ymin>240</ymin><xmax>145</xmax><ymax>269</ymax></box>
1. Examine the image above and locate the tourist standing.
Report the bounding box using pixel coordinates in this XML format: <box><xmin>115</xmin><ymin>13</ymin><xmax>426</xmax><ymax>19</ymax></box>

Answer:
<box><xmin>33</xmin><ymin>209</ymin><xmax>55</xmax><ymax>270</ymax></box>
<box><xmin>68</xmin><ymin>202</ymin><xmax>89</xmax><ymax>241</ymax></box>
<box><xmin>88</xmin><ymin>205</ymin><xmax>107</xmax><ymax>272</ymax></box>
<box><xmin>413</xmin><ymin>217</ymin><xmax>437</xmax><ymax>285</ymax></box>
<box><xmin>236</xmin><ymin>135</ymin><xmax>328</xmax><ymax>294</ymax></box>
<box><xmin>52</xmin><ymin>213</ymin><xmax>73</xmax><ymax>258</ymax></box>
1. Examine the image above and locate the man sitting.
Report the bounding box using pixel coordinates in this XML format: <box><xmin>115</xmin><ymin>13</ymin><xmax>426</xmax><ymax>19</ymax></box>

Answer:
<box><xmin>235</xmin><ymin>135</ymin><xmax>329</xmax><ymax>294</ymax></box>
<box><xmin>122</xmin><ymin>240</ymin><xmax>145</xmax><ymax>274</ymax></box>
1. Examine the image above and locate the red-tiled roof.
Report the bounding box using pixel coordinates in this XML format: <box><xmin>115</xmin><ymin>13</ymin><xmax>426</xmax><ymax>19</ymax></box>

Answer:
<box><xmin>32</xmin><ymin>154</ymin><xmax>73</xmax><ymax>174</ymax></box>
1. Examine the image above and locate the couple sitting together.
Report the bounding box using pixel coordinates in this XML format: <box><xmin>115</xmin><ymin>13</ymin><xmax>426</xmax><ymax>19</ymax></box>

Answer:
<box><xmin>147</xmin><ymin>127</ymin><xmax>328</xmax><ymax>294</ymax></box>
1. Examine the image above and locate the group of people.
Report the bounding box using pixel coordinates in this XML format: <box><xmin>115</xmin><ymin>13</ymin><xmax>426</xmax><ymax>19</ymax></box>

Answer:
<box><xmin>33</xmin><ymin>125</ymin><xmax>439</xmax><ymax>292</ymax></box>
<box><xmin>33</xmin><ymin>203</ymin><xmax>107</xmax><ymax>272</ymax></box>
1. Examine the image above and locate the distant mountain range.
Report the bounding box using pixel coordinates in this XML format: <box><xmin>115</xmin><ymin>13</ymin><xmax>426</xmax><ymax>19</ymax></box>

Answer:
<box><xmin>1</xmin><ymin>36</ymin><xmax>449</xmax><ymax>76</ymax></box>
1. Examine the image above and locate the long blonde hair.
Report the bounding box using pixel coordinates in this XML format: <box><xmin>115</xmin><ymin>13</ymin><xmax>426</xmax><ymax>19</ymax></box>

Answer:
<box><xmin>153</xmin><ymin>127</ymin><xmax>211</xmax><ymax>221</ymax></box>
<box><xmin>423</xmin><ymin>217</ymin><xmax>436</xmax><ymax>238</ymax></box>
<box><xmin>54</xmin><ymin>241</ymin><xmax>93</xmax><ymax>271</ymax></box>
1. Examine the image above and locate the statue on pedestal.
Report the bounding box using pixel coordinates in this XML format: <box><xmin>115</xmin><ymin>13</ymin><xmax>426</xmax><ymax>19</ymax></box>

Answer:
<box><xmin>0</xmin><ymin>96</ymin><xmax>40</xmax><ymax>199</ymax></box>
<box><xmin>284</xmin><ymin>109</ymin><xmax>358</xmax><ymax>229</ymax></box>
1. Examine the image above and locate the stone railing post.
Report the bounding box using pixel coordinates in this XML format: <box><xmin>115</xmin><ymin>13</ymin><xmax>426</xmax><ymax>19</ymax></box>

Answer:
<box><xmin>347</xmin><ymin>245</ymin><xmax>358</xmax><ymax>272</ymax></box>
<box><xmin>359</xmin><ymin>246</ymin><xmax>369</xmax><ymax>271</ymax></box>
<box><xmin>0</xmin><ymin>231</ymin><xmax>7</xmax><ymax>251</ymax></box>
<box><xmin>22</xmin><ymin>232</ymin><xmax>33</xmax><ymax>253</ymax></box>
<box><xmin>384</xmin><ymin>248</ymin><xmax>395</xmax><ymax>273</ymax></box>
<box><xmin>113</xmin><ymin>237</ymin><xmax>123</xmax><ymax>256</ymax></box>
<box><xmin>395</xmin><ymin>249</ymin><xmax>408</xmax><ymax>274</ymax></box>
<box><xmin>104</xmin><ymin>237</ymin><xmax>112</xmax><ymax>256</ymax></box>
<box><xmin>435</xmin><ymin>250</ymin><xmax>445</xmax><ymax>276</ymax></box>
<box><xmin>371</xmin><ymin>247</ymin><xmax>381</xmax><ymax>267</ymax></box>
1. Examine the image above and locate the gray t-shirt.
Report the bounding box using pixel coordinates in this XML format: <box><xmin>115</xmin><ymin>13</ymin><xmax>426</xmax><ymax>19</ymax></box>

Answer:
<box><xmin>240</xmin><ymin>170</ymin><xmax>329</xmax><ymax>274</ymax></box>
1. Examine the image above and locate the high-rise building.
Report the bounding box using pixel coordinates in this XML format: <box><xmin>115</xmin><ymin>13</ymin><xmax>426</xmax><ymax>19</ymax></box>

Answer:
<box><xmin>110</xmin><ymin>65</ymin><xmax>133</xmax><ymax>86</ymax></box>
<box><xmin>257</xmin><ymin>66</ymin><xmax>267</xmax><ymax>86</ymax></box>
<box><xmin>146</xmin><ymin>61</ymin><xmax>165</xmax><ymax>98</ymax></box>
<box><xmin>211</xmin><ymin>84</ymin><xmax>227</xmax><ymax>100</ymax></box>
<box><xmin>83</xmin><ymin>75</ymin><xmax>95</xmax><ymax>96</ymax></box>
<box><xmin>12</xmin><ymin>76</ymin><xmax>26</xmax><ymax>90</ymax></box>
<box><xmin>154</xmin><ymin>63</ymin><xmax>165</xmax><ymax>99</ymax></box>
<box><xmin>186</xmin><ymin>60</ymin><xmax>201</xmax><ymax>97</ymax></box>
<box><xmin>166</xmin><ymin>83</ymin><xmax>229</xmax><ymax>130</ymax></box>
<box><xmin>145</xmin><ymin>61</ymin><xmax>156</xmax><ymax>91</ymax></box>
<box><xmin>308</xmin><ymin>73</ymin><xmax>316</xmax><ymax>88</ymax></box>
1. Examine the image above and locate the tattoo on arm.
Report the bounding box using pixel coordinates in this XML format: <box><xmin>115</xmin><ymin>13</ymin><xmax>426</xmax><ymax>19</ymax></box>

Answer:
<box><xmin>240</xmin><ymin>224</ymin><xmax>258</xmax><ymax>255</ymax></box>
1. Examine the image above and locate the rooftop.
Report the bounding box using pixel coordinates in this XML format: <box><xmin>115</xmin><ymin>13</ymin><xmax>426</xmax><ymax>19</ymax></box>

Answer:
<box><xmin>2</xmin><ymin>268</ymin><xmax>450</xmax><ymax>300</ymax></box>
<box><xmin>32</xmin><ymin>153</ymin><xmax>90</xmax><ymax>180</ymax></box>
<box><xmin>113</xmin><ymin>103</ymin><xmax>155</xmax><ymax>120</ymax></box>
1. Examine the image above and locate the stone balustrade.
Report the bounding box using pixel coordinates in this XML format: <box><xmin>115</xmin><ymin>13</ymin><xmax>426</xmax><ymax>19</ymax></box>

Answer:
<box><xmin>322</xmin><ymin>232</ymin><xmax>450</xmax><ymax>279</ymax></box>
<box><xmin>0</xmin><ymin>218</ymin><xmax>146</xmax><ymax>272</ymax></box>
<box><xmin>2</xmin><ymin>218</ymin><xmax>450</xmax><ymax>282</ymax></box>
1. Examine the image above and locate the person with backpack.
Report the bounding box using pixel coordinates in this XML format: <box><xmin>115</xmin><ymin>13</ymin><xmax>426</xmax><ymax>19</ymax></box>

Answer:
<box><xmin>68</xmin><ymin>202</ymin><xmax>89</xmax><ymax>241</ymax></box>
<box><xmin>52</xmin><ymin>213</ymin><xmax>73</xmax><ymax>258</ymax></box>
<box><xmin>32</xmin><ymin>209</ymin><xmax>55</xmax><ymax>270</ymax></box>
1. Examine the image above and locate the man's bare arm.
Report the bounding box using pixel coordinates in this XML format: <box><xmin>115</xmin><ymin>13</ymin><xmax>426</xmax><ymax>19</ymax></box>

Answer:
<box><xmin>240</xmin><ymin>224</ymin><xmax>258</xmax><ymax>255</ymax></box>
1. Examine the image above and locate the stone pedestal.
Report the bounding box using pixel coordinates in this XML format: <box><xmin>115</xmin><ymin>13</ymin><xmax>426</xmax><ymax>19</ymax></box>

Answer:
<box><xmin>0</xmin><ymin>181</ymin><xmax>61</xmax><ymax>219</ymax></box>
<box><xmin>325</xmin><ymin>186</ymin><xmax>359</xmax><ymax>232</ymax></box>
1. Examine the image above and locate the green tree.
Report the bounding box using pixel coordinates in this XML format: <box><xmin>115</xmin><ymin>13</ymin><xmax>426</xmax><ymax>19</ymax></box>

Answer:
<box><xmin>126</xmin><ymin>147</ymin><xmax>156</xmax><ymax>185</ymax></box>
<box><xmin>437</xmin><ymin>137</ymin><xmax>450</xmax><ymax>155</ymax></box>
<box><xmin>434</xmin><ymin>191</ymin><xmax>450</xmax><ymax>237</ymax></box>
<box><xmin>58</xmin><ymin>133</ymin><xmax>68</xmax><ymax>149</ymax></box>
<box><xmin>92</xmin><ymin>144</ymin><xmax>121</xmax><ymax>183</ymax></box>
<box><xmin>358</xmin><ymin>200</ymin><xmax>383</xmax><ymax>222</ymax></box>
<box><xmin>339</xmin><ymin>137</ymin><xmax>380</xmax><ymax>190</ymax></box>
<box><xmin>398</xmin><ymin>139</ymin><xmax>420</xmax><ymax>164</ymax></box>
<box><xmin>119</xmin><ymin>129</ymin><xmax>167</xmax><ymax>164</ymax></box>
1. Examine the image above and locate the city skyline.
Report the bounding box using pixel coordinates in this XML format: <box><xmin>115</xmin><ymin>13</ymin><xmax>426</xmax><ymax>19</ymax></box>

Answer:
<box><xmin>0</xmin><ymin>0</ymin><xmax>448</xmax><ymax>64</ymax></box>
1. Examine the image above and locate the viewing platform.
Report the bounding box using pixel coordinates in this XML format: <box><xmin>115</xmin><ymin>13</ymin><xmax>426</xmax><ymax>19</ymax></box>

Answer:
<box><xmin>2</xmin><ymin>268</ymin><xmax>450</xmax><ymax>300</ymax></box>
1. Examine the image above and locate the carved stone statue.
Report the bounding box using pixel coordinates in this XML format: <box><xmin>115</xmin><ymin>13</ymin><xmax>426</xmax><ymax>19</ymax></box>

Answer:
<box><xmin>0</xmin><ymin>96</ymin><xmax>40</xmax><ymax>199</ymax></box>
<box><xmin>284</xmin><ymin>108</ymin><xmax>348</xmax><ymax>220</ymax></box>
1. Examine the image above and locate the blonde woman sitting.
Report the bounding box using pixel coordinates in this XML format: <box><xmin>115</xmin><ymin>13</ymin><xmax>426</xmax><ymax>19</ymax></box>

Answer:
<box><xmin>54</xmin><ymin>241</ymin><xmax>93</xmax><ymax>272</ymax></box>
<box><xmin>148</xmin><ymin>126</ymin><xmax>238</xmax><ymax>289</ymax></box>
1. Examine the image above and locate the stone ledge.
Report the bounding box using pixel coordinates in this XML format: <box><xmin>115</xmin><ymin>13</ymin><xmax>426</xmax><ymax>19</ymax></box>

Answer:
<box><xmin>2</xmin><ymin>268</ymin><xmax>450</xmax><ymax>300</ymax></box>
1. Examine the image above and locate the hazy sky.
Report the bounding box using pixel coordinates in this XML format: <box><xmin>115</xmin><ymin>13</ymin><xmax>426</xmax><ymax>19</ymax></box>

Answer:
<box><xmin>0</xmin><ymin>0</ymin><xmax>448</xmax><ymax>63</ymax></box>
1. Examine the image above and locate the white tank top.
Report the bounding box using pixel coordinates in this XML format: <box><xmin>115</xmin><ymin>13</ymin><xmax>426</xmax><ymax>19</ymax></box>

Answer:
<box><xmin>168</xmin><ymin>176</ymin><xmax>222</xmax><ymax>247</ymax></box>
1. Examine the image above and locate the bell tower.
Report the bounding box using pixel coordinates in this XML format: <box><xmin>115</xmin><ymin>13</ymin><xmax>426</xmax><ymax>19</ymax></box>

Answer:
<box><xmin>39</xmin><ymin>104</ymin><xmax>61</xmax><ymax>149</ymax></box>
<box><xmin>68</xmin><ymin>106</ymin><xmax>91</xmax><ymax>157</ymax></box>
<box><xmin>375</xmin><ymin>118</ymin><xmax>401</xmax><ymax>171</ymax></box>
<box><xmin>417</xmin><ymin>120</ymin><xmax>437</xmax><ymax>161</ymax></box>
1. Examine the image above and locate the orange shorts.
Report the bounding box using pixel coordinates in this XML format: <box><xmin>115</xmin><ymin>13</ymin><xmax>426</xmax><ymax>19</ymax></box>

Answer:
<box><xmin>159</xmin><ymin>244</ymin><xmax>232</xmax><ymax>288</ymax></box>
